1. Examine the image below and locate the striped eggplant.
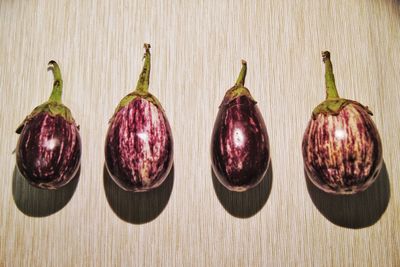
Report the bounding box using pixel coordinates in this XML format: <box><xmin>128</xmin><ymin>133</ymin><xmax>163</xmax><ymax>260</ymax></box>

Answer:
<box><xmin>211</xmin><ymin>60</ymin><xmax>270</xmax><ymax>192</ymax></box>
<box><xmin>105</xmin><ymin>44</ymin><xmax>173</xmax><ymax>192</ymax></box>
<box><xmin>16</xmin><ymin>61</ymin><xmax>81</xmax><ymax>190</ymax></box>
<box><xmin>302</xmin><ymin>51</ymin><xmax>383</xmax><ymax>194</ymax></box>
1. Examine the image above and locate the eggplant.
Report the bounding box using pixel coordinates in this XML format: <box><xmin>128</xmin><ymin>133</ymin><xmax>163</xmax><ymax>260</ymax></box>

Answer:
<box><xmin>16</xmin><ymin>61</ymin><xmax>81</xmax><ymax>189</ymax></box>
<box><xmin>302</xmin><ymin>51</ymin><xmax>383</xmax><ymax>194</ymax></box>
<box><xmin>211</xmin><ymin>60</ymin><xmax>270</xmax><ymax>192</ymax></box>
<box><xmin>105</xmin><ymin>44</ymin><xmax>173</xmax><ymax>192</ymax></box>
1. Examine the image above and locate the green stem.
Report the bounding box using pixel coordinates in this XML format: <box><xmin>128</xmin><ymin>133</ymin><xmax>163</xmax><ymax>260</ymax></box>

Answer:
<box><xmin>135</xmin><ymin>43</ymin><xmax>151</xmax><ymax>93</ymax></box>
<box><xmin>235</xmin><ymin>59</ymin><xmax>247</xmax><ymax>86</ymax></box>
<box><xmin>322</xmin><ymin>51</ymin><xmax>340</xmax><ymax>100</ymax></box>
<box><xmin>48</xmin><ymin>60</ymin><xmax>63</xmax><ymax>103</ymax></box>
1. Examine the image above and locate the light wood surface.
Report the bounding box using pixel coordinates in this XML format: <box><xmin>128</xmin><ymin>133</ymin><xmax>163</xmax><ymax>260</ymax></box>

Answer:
<box><xmin>1</xmin><ymin>1</ymin><xmax>399</xmax><ymax>266</ymax></box>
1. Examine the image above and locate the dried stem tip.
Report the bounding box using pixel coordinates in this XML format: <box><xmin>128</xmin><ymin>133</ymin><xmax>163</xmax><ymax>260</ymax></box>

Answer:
<box><xmin>322</xmin><ymin>51</ymin><xmax>331</xmax><ymax>62</ymax></box>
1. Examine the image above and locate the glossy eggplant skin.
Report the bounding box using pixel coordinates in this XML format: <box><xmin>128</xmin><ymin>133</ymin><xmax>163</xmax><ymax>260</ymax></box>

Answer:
<box><xmin>105</xmin><ymin>96</ymin><xmax>173</xmax><ymax>192</ymax></box>
<box><xmin>211</xmin><ymin>95</ymin><xmax>270</xmax><ymax>192</ymax></box>
<box><xmin>16</xmin><ymin>112</ymin><xmax>81</xmax><ymax>189</ymax></box>
<box><xmin>302</xmin><ymin>103</ymin><xmax>382</xmax><ymax>194</ymax></box>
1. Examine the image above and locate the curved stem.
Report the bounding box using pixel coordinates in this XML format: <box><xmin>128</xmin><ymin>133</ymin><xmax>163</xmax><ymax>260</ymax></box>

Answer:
<box><xmin>48</xmin><ymin>60</ymin><xmax>63</xmax><ymax>103</ymax></box>
<box><xmin>235</xmin><ymin>59</ymin><xmax>247</xmax><ymax>86</ymax></box>
<box><xmin>322</xmin><ymin>51</ymin><xmax>340</xmax><ymax>100</ymax></box>
<box><xmin>135</xmin><ymin>43</ymin><xmax>151</xmax><ymax>93</ymax></box>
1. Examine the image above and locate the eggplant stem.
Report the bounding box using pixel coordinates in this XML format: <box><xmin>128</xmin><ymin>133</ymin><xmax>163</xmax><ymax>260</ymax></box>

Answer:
<box><xmin>136</xmin><ymin>43</ymin><xmax>151</xmax><ymax>93</ymax></box>
<box><xmin>322</xmin><ymin>51</ymin><xmax>340</xmax><ymax>100</ymax></box>
<box><xmin>48</xmin><ymin>60</ymin><xmax>63</xmax><ymax>103</ymax></box>
<box><xmin>235</xmin><ymin>59</ymin><xmax>247</xmax><ymax>86</ymax></box>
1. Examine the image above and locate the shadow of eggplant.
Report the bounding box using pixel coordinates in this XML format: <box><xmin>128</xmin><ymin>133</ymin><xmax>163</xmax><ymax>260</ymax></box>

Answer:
<box><xmin>103</xmin><ymin>164</ymin><xmax>174</xmax><ymax>224</ymax></box>
<box><xmin>306</xmin><ymin>161</ymin><xmax>390</xmax><ymax>228</ymax></box>
<box><xmin>12</xmin><ymin>165</ymin><xmax>80</xmax><ymax>217</ymax></box>
<box><xmin>212</xmin><ymin>161</ymin><xmax>273</xmax><ymax>218</ymax></box>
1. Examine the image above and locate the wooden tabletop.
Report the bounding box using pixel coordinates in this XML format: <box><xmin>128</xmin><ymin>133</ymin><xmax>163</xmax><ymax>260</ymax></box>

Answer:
<box><xmin>1</xmin><ymin>1</ymin><xmax>399</xmax><ymax>266</ymax></box>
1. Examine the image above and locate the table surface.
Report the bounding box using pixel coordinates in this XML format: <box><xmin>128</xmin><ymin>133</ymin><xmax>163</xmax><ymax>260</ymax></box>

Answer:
<box><xmin>1</xmin><ymin>1</ymin><xmax>399</xmax><ymax>266</ymax></box>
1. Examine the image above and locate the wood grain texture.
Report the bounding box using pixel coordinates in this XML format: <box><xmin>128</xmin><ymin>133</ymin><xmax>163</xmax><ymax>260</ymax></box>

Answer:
<box><xmin>1</xmin><ymin>0</ymin><xmax>399</xmax><ymax>266</ymax></box>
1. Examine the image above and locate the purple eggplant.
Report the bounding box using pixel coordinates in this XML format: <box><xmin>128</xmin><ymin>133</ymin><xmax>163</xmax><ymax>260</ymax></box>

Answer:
<box><xmin>211</xmin><ymin>60</ymin><xmax>270</xmax><ymax>192</ymax></box>
<box><xmin>105</xmin><ymin>44</ymin><xmax>173</xmax><ymax>192</ymax></box>
<box><xmin>302</xmin><ymin>51</ymin><xmax>383</xmax><ymax>195</ymax></box>
<box><xmin>16</xmin><ymin>61</ymin><xmax>81</xmax><ymax>190</ymax></box>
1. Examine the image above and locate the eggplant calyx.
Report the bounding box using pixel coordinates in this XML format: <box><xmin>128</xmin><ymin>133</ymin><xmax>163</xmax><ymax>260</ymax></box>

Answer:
<box><xmin>220</xmin><ymin>85</ymin><xmax>256</xmax><ymax>107</ymax></box>
<box><xmin>312</xmin><ymin>98</ymin><xmax>373</xmax><ymax>119</ymax></box>
<box><xmin>220</xmin><ymin>59</ymin><xmax>256</xmax><ymax>107</ymax></box>
<box><xmin>16</xmin><ymin>102</ymin><xmax>75</xmax><ymax>134</ymax></box>
<box><xmin>16</xmin><ymin>61</ymin><xmax>75</xmax><ymax>134</ymax></box>
<box><xmin>109</xmin><ymin>44</ymin><xmax>165</xmax><ymax>123</ymax></box>
<box><xmin>109</xmin><ymin>92</ymin><xmax>163</xmax><ymax>123</ymax></box>
<box><xmin>313</xmin><ymin>52</ymin><xmax>373</xmax><ymax>118</ymax></box>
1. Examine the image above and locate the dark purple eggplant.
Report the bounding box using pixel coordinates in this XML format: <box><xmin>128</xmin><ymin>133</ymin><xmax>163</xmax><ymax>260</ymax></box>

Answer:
<box><xmin>302</xmin><ymin>51</ymin><xmax>383</xmax><ymax>195</ymax></box>
<box><xmin>16</xmin><ymin>61</ymin><xmax>81</xmax><ymax>190</ymax></box>
<box><xmin>105</xmin><ymin>44</ymin><xmax>173</xmax><ymax>192</ymax></box>
<box><xmin>211</xmin><ymin>60</ymin><xmax>270</xmax><ymax>192</ymax></box>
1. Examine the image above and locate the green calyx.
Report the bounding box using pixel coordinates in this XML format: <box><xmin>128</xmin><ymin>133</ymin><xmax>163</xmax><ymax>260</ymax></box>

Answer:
<box><xmin>110</xmin><ymin>44</ymin><xmax>163</xmax><ymax>122</ymax></box>
<box><xmin>16</xmin><ymin>61</ymin><xmax>74</xmax><ymax>134</ymax></box>
<box><xmin>312</xmin><ymin>98</ymin><xmax>353</xmax><ymax>118</ymax></box>
<box><xmin>221</xmin><ymin>60</ymin><xmax>256</xmax><ymax>106</ymax></box>
<box><xmin>112</xmin><ymin>91</ymin><xmax>162</xmax><ymax>116</ymax></box>
<box><xmin>312</xmin><ymin>99</ymin><xmax>373</xmax><ymax>119</ymax></box>
<box><xmin>312</xmin><ymin>51</ymin><xmax>372</xmax><ymax>119</ymax></box>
